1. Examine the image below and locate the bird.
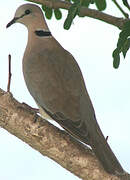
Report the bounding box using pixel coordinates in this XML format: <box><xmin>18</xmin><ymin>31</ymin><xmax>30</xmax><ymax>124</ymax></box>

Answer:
<box><xmin>6</xmin><ymin>3</ymin><xmax>124</xmax><ymax>175</ymax></box>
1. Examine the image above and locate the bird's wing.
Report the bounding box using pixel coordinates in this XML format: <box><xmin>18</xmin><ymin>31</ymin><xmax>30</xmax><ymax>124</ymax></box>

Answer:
<box><xmin>23</xmin><ymin>38</ymin><xmax>95</xmax><ymax>141</ymax></box>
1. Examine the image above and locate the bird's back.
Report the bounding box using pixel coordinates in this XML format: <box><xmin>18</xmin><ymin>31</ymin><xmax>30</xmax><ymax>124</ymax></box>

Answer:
<box><xmin>23</xmin><ymin>36</ymin><xmax>95</xmax><ymax>124</ymax></box>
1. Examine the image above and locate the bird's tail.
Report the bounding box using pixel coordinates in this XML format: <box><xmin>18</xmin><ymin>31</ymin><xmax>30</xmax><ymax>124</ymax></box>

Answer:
<box><xmin>78</xmin><ymin>94</ymin><xmax>125</xmax><ymax>175</ymax></box>
<box><xmin>42</xmin><ymin>106</ymin><xmax>125</xmax><ymax>175</ymax></box>
<box><xmin>84</xmin><ymin>119</ymin><xmax>124</xmax><ymax>175</ymax></box>
<box><xmin>56</xmin><ymin>115</ymin><xmax>124</xmax><ymax>175</ymax></box>
<box><xmin>54</xmin><ymin>115</ymin><xmax>124</xmax><ymax>175</ymax></box>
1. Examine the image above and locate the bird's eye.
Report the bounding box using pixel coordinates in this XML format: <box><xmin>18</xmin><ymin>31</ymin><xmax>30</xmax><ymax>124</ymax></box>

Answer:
<box><xmin>25</xmin><ymin>9</ymin><xmax>31</xmax><ymax>15</ymax></box>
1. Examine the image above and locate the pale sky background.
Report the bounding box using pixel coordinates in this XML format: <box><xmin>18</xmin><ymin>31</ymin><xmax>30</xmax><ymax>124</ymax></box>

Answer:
<box><xmin>0</xmin><ymin>0</ymin><xmax>130</xmax><ymax>179</ymax></box>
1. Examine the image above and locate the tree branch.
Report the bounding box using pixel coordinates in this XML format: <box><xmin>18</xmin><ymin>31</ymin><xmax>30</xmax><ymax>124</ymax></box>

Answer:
<box><xmin>26</xmin><ymin>0</ymin><xmax>129</xmax><ymax>29</ymax></box>
<box><xmin>0</xmin><ymin>88</ymin><xmax>130</xmax><ymax>180</ymax></box>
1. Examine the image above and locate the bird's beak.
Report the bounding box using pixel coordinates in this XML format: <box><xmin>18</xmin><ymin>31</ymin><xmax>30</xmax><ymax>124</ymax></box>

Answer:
<box><xmin>6</xmin><ymin>17</ymin><xmax>19</xmax><ymax>28</ymax></box>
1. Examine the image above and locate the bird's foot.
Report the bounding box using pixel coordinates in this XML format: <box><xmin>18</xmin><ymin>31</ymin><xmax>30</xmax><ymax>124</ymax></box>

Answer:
<box><xmin>22</xmin><ymin>102</ymin><xmax>39</xmax><ymax>113</ymax></box>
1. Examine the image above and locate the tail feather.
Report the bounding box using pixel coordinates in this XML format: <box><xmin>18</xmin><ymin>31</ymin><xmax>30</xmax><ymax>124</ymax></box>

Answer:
<box><xmin>87</xmin><ymin>124</ymin><xmax>124</xmax><ymax>174</ymax></box>
<box><xmin>42</xmin><ymin>107</ymin><xmax>124</xmax><ymax>175</ymax></box>
<box><xmin>55</xmin><ymin>116</ymin><xmax>124</xmax><ymax>175</ymax></box>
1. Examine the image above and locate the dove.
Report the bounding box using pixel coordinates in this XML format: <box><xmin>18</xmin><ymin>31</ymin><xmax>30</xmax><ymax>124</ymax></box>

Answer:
<box><xmin>7</xmin><ymin>3</ymin><xmax>124</xmax><ymax>175</ymax></box>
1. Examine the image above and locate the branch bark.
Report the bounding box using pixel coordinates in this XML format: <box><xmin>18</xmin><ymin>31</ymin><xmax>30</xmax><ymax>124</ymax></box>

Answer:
<box><xmin>26</xmin><ymin>0</ymin><xmax>129</xmax><ymax>29</ymax></box>
<box><xmin>0</xmin><ymin>88</ymin><xmax>130</xmax><ymax>180</ymax></box>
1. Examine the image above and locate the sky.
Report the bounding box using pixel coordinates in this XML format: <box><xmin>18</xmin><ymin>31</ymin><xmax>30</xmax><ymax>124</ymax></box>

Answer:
<box><xmin>0</xmin><ymin>0</ymin><xmax>130</xmax><ymax>179</ymax></box>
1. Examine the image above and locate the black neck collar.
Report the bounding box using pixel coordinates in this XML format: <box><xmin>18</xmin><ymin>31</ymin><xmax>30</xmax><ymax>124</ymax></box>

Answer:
<box><xmin>34</xmin><ymin>30</ymin><xmax>52</xmax><ymax>37</ymax></box>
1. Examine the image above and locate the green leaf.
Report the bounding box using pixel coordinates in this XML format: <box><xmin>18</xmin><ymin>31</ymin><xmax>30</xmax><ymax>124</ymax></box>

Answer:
<box><xmin>94</xmin><ymin>0</ymin><xmax>106</xmax><ymax>11</ymax></box>
<box><xmin>122</xmin><ymin>0</ymin><xmax>130</xmax><ymax>10</ymax></box>
<box><xmin>116</xmin><ymin>21</ymin><xmax>130</xmax><ymax>51</ymax></box>
<box><xmin>123</xmin><ymin>21</ymin><xmax>130</xmax><ymax>31</ymax></box>
<box><xmin>90</xmin><ymin>0</ymin><xmax>94</xmax><ymax>4</ymax></box>
<box><xmin>43</xmin><ymin>6</ymin><xmax>53</xmax><ymax>19</ymax></box>
<box><xmin>112</xmin><ymin>21</ymin><xmax>130</xmax><ymax>68</ymax></box>
<box><xmin>64</xmin><ymin>0</ymin><xmax>80</xmax><ymax>30</ymax></box>
<box><xmin>119</xmin><ymin>29</ymin><xmax>130</xmax><ymax>39</ymax></box>
<box><xmin>122</xmin><ymin>38</ymin><xmax>130</xmax><ymax>58</ymax></box>
<box><xmin>112</xmin><ymin>48</ymin><xmax>120</xmax><ymax>68</ymax></box>
<box><xmin>54</xmin><ymin>9</ymin><xmax>62</xmax><ymax>20</ymax></box>
<box><xmin>122</xmin><ymin>0</ymin><xmax>128</xmax><ymax>6</ymax></box>
<box><xmin>117</xmin><ymin>30</ymin><xmax>129</xmax><ymax>49</ymax></box>
<box><xmin>42</xmin><ymin>5</ymin><xmax>46</xmax><ymax>11</ymax></box>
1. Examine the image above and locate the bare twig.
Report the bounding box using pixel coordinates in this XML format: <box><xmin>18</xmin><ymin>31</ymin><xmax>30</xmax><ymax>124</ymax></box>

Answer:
<box><xmin>7</xmin><ymin>54</ymin><xmax>12</xmax><ymax>92</ymax></box>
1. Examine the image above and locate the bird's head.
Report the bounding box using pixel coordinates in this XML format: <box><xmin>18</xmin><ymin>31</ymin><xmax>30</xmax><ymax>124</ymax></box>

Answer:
<box><xmin>6</xmin><ymin>4</ymin><xmax>48</xmax><ymax>30</ymax></box>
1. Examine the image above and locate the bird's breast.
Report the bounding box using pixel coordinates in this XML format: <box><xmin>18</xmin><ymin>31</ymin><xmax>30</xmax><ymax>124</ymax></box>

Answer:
<box><xmin>22</xmin><ymin>47</ymin><xmax>82</xmax><ymax>121</ymax></box>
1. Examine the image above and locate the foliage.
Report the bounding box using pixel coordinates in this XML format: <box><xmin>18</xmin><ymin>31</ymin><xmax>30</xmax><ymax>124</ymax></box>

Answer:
<box><xmin>26</xmin><ymin>0</ymin><xmax>130</xmax><ymax>68</ymax></box>
<box><xmin>42</xmin><ymin>5</ymin><xmax>62</xmax><ymax>20</ymax></box>
<box><xmin>122</xmin><ymin>0</ymin><xmax>130</xmax><ymax>11</ymax></box>
<box><xmin>113</xmin><ymin>21</ymin><xmax>130</xmax><ymax>68</ymax></box>
<box><xmin>41</xmin><ymin>0</ymin><xmax>107</xmax><ymax>28</ymax></box>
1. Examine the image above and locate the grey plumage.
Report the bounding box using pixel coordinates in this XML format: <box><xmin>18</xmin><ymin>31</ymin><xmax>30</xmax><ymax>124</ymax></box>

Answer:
<box><xmin>7</xmin><ymin>3</ymin><xmax>124</xmax><ymax>175</ymax></box>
